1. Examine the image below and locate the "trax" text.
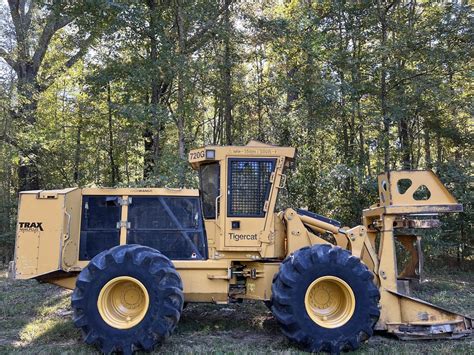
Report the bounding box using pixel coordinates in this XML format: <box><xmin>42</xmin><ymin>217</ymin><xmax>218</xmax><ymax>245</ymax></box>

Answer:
<box><xmin>19</xmin><ymin>222</ymin><xmax>44</xmax><ymax>232</ymax></box>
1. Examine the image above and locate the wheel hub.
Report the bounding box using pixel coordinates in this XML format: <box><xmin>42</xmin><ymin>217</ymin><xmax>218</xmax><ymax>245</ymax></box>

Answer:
<box><xmin>304</xmin><ymin>276</ymin><xmax>355</xmax><ymax>328</ymax></box>
<box><xmin>98</xmin><ymin>276</ymin><xmax>150</xmax><ymax>329</ymax></box>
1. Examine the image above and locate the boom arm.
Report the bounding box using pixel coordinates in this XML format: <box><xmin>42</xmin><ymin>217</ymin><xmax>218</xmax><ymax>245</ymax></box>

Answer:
<box><xmin>282</xmin><ymin>170</ymin><xmax>471</xmax><ymax>339</ymax></box>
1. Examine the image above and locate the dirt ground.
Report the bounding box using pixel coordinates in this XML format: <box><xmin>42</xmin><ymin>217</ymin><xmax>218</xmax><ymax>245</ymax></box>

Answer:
<box><xmin>0</xmin><ymin>267</ymin><xmax>472</xmax><ymax>354</ymax></box>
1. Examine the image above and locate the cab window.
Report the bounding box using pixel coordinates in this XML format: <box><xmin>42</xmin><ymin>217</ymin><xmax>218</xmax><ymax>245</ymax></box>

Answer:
<box><xmin>227</xmin><ymin>158</ymin><xmax>276</xmax><ymax>217</ymax></box>
<box><xmin>199</xmin><ymin>163</ymin><xmax>220</xmax><ymax>219</ymax></box>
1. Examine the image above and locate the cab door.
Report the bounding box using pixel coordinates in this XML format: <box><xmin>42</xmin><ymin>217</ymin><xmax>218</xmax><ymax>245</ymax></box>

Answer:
<box><xmin>224</xmin><ymin>158</ymin><xmax>276</xmax><ymax>247</ymax></box>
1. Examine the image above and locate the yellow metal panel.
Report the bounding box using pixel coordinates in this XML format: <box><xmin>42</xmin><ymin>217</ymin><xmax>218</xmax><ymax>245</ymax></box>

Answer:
<box><xmin>284</xmin><ymin>209</ymin><xmax>331</xmax><ymax>254</ymax></box>
<box><xmin>345</xmin><ymin>226</ymin><xmax>378</xmax><ymax>274</ymax></box>
<box><xmin>396</xmin><ymin>292</ymin><xmax>462</xmax><ymax>323</ymax></box>
<box><xmin>376</xmin><ymin>215</ymin><xmax>402</xmax><ymax>327</ymax></box>
<box><xmin>62</xmin><ymin>189</ymin><xmax>82</xmax><ymax>270</ymax></box>
<box><xmin>299</xmin><ymin>214</ymin><xmax>341</xmax><ymax>235</ymax></box>
<box><xmin>203</xmin><ymin>219</ymin><xmax>218</xmax><ymax>255</ymax></box>
<box><xmin>221</xmin><ymin>154</ymin><xmax>263</xmax><ymax>250</ymax></box>
<box><xmin>120</xmin><ymin>195</ymin><xmax>128</xmax><ymax>245</ymax></box>
<box><xmin>48</xmin><ymin>276</ymin><xmax>77</xmax><ymax>289</ymax></box>
<box><xmin>48</xmin><ymin>260</ymin><xmax>232</xmax><ymax>302</ymax></box>
<box><xmin>81</xmin><ymin>187</ymin><xmax>199</xmax><ymax>196</ymax></box>
<box><xmin>188</xmin><ymin>141</ymin><xmax>296</xmax><ymax>169</ymax></box>
<box><xmin>224</xmin><ymin>217</ymin><xmax>262</xmax><ymax>248</ymax></box>
<box><xmin>15</xmin><ymin>229</ymin><xmax>40</xmax><ymax>276</ymax></box>
<box><xmin>261</xmin><ymin>213</ymin><xmax>286</xmax><ymax>259</ymax></box>
<box><xmin>377</xmin><ymin>170</ymin><xmax>458</xmax><ymax>207</ymax></box>
<box><xmin>190</xmin><ymin>141</ymin><xmax>296</xmax><ymax>260</ymax></box>
<box><xmin>174</xmin><ymin>260</ymin><xmax>231</xmax><ymax>302</ymax></box>
<box><xmin>243</xmin><ymin>262</ymin><xmax>280</xmax><ymax>301</ymax></box>
<box><xmin>14</xmin><ymin>191</ymin><xmax>69</xmax><ymax>278</ymax></box>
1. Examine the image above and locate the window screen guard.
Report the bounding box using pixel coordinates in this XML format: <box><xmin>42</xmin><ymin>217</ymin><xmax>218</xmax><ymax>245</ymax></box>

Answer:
<box><xmin>79</xmin><ymin>196</ymin><xmax>121</xmax><ymax>260</ymax></box>
<box><xmin>127</xmin><ymin>196</ymin><xmax>208</xmax><ymax>260</ymax></box>
<box><xmin>227</xmin><ymin>158</ymin><xmax>276</xmax><ymax>217</ymax></box>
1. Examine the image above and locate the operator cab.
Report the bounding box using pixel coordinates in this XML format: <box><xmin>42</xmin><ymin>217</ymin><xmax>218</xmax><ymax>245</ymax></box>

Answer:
<box><xmin>189</xmin><ymin>141</ymin><xmax>296</xmax><ymax>256</ymax></box>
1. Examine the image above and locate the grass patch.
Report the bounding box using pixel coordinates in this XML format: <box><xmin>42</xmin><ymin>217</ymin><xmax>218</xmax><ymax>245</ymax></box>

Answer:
<box><xmin>0</xmin><ymin>268</ymin><xmax>472</xmax><ymax>354</ymax></box>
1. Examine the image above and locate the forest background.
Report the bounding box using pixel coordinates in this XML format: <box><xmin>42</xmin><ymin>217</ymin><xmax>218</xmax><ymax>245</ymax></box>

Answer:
<box><xmin>0</xmin><ymin>0</ymin><xmax>472</xmax><ymax>267</ymax></box>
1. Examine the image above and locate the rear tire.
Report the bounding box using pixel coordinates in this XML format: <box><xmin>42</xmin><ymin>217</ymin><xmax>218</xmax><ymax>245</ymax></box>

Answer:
<box><xmin>72</xmin><ymin>244</ymin><xmax>183</xmax><ymax>354</ymax></box>
<box><xmin>271</xmin><ymin>244</ymin><xmax>380</xmax><ymax>353</ymax></box>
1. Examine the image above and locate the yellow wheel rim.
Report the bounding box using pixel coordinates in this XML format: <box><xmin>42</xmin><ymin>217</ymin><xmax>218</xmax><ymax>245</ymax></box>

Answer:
<box><xmin>304</xmin><ymin>276</ymin><xmax>355</xmax><ymax>328</ymax></box>
<box><xmin>97</xmin><ymin>276</ymin><xmax>149</xmax><ymax>329</ymax></box>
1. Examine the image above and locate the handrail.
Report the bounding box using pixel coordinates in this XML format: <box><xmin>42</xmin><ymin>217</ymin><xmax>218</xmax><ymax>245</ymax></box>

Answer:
<box><xmin>64</xmin><ymin>211</ymin><xmax>71</xmax><ymax>240</ymax></box>
<box><xmin>216</xmin><ymin>195</ymin><xmax>222</xmax><ymax>221</ymax></box>
<box><xmin>278</xmin><ymin>173</ymin><xmax>287</xmax><ymax>189</ymax></box>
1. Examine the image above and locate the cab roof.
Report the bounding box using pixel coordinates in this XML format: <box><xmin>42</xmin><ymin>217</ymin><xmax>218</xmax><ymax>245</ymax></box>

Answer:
<box><xmin>188</xmin><ymin>140</ymin><xmax>296</xmax><ymax>170</ymax></box>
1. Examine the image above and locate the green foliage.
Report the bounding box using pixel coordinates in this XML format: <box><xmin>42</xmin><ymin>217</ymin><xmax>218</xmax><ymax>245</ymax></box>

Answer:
<box><xmin>0</xmin><ymin>1</ymin><xmax>472</xmax><ymax>263</ymax></box>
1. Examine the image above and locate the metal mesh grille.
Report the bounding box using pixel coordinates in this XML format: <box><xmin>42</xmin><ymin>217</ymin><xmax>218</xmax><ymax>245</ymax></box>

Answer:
<box><xmin>228</xmin><ymin>159</ymin><xmax>275</xmax><ymax>217</ymax></box>
<box><xmin>79</xmin><ymin>196</ymin><xmax>121</xmax><ymax>260</ymax></box>
<box><xmin>127</xmin><ymin>196</ymin><xmax>207</xmax><ymax>260</ymax></box>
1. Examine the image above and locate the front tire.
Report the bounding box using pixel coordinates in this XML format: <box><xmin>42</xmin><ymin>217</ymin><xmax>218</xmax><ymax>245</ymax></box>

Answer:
<box><xmin>271</xmin><ymin>244</ymin><xmax>380</xmax><ymax>353</ymax></box>
<box><xmin>71</xmin><ymin>244</ymin><xmax>183</xmax><ymax>354</ymax></box>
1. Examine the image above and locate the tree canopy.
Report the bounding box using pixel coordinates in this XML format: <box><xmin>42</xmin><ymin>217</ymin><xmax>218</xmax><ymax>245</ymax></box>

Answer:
<box><xmin>0</xmin><ymin>0</ymin><xmax>472</xmax><ymax>265</ymax></box>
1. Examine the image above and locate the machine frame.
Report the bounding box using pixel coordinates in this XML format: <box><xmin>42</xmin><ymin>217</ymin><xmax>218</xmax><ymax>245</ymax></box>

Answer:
<box><xmin>9</xmin><ymin>141</ymin><xmax>472</xmax><ymax>340</ymax></box>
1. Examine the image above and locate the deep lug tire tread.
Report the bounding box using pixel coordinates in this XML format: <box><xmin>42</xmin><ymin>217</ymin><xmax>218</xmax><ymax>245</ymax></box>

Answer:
<box><xmin>71</xmin><ymin>244</ymin><xmax>184</xmax><ymax>354</ymax></box>
<box><xmin>271</xmin><ymin>244</ymin><xmax>380</xmax><ymax>354</ymax></box>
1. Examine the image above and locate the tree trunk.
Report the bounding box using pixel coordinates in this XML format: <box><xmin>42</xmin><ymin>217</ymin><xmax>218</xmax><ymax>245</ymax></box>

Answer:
<box><xmin>177</xmin><ymin>79</ymin><xmax>186</xmax><ymax>161</ymax></box>
<box><xmin>436</xmin><ymin>130</ymin><xmax>442</xmax><ymax>165</ymax></box>
<box><xmin>380</xmin><ymin>25</ymin><xmax>390</xmax><ymax>171</ymax></box>
<box><xmin>255</xmin><ymin>44</ymin><xmax>264</xmax><ymax>141</ymax></box>
<box><xmin>399</xmin><ymin>1</ymin><xmax>415</xmax><ymax>170</ymax></box>
<box><xmin>3</xmin><ymin>1</ymin><xmax>87</xmax><ymax>190</ymax></box>
<box><xmin>341</xmin><ymin>70</ymin><xmax>349</xmax><ymax>161</ymax></box>
<box><xmin>73</xmin><ymin>106</ymin><xmax>82</xmax><ymax>184</ymax></box>
<box><xmin>212</xmin><ymin>90</ymin><xmax>221</xmax><ymax>145</ymax></box>
<box><xmin>17</xmin><ymin>66</ymin><xmax>40</xmax><ymax>191</ymax></box>
<box><xmin>176</xmin><ymin>0</ymin><xmax>187</xmax><ymax>185</ymax></box>
<box><xmin>124</xmin><ymin>134</ymin><xmax>131</xmax><ymax>185</ymax></box>
<box><xmin>304</xmin><ymin>50</ymin><xmax>316</xmax><ymax>138</ymax></box>
<box><xmin>107</xmin><ymin>82</ymin><xmax>119</xmax><ymax>185</ymax></box>
<box><xmin>223</xmin><ymin>2</ymin><xmax>233</xmax><ymax>145</ymax></box>
<box><xmin>378</xmin><ymin>3</ymin><xmax>393</xmax><ymax>171</ymax></box>
<box><xmin>176</xmin><ymin>1</ymin><xmax>186</xmax><ymax>159</ymax></box>
<box><xmin>357</xmin><ymin>101</ymin><xmax>366</xmax><ymax>179</ymax></box>
<box><xmin>399</xmin><ymin>113</ymin><xmax>411</xmax><ymax>169</ymax></box>
<box><xmin>144</xmin><ymin>0</ymin><xmax>165</xmax><ymax>179</ymax></box>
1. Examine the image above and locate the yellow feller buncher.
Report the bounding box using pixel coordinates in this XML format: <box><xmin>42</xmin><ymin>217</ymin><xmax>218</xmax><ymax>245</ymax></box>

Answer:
<box><xmin>9</xmin><ymin>141</ymin><xmax>472</xmax><ymax>353</ymax></box>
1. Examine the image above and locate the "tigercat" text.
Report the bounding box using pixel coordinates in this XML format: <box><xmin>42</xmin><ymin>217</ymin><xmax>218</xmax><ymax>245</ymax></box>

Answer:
<box><xmin>229</xmin><ymin>233</ymin><xmax>257</xmax><ymax>241</ymax></box>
